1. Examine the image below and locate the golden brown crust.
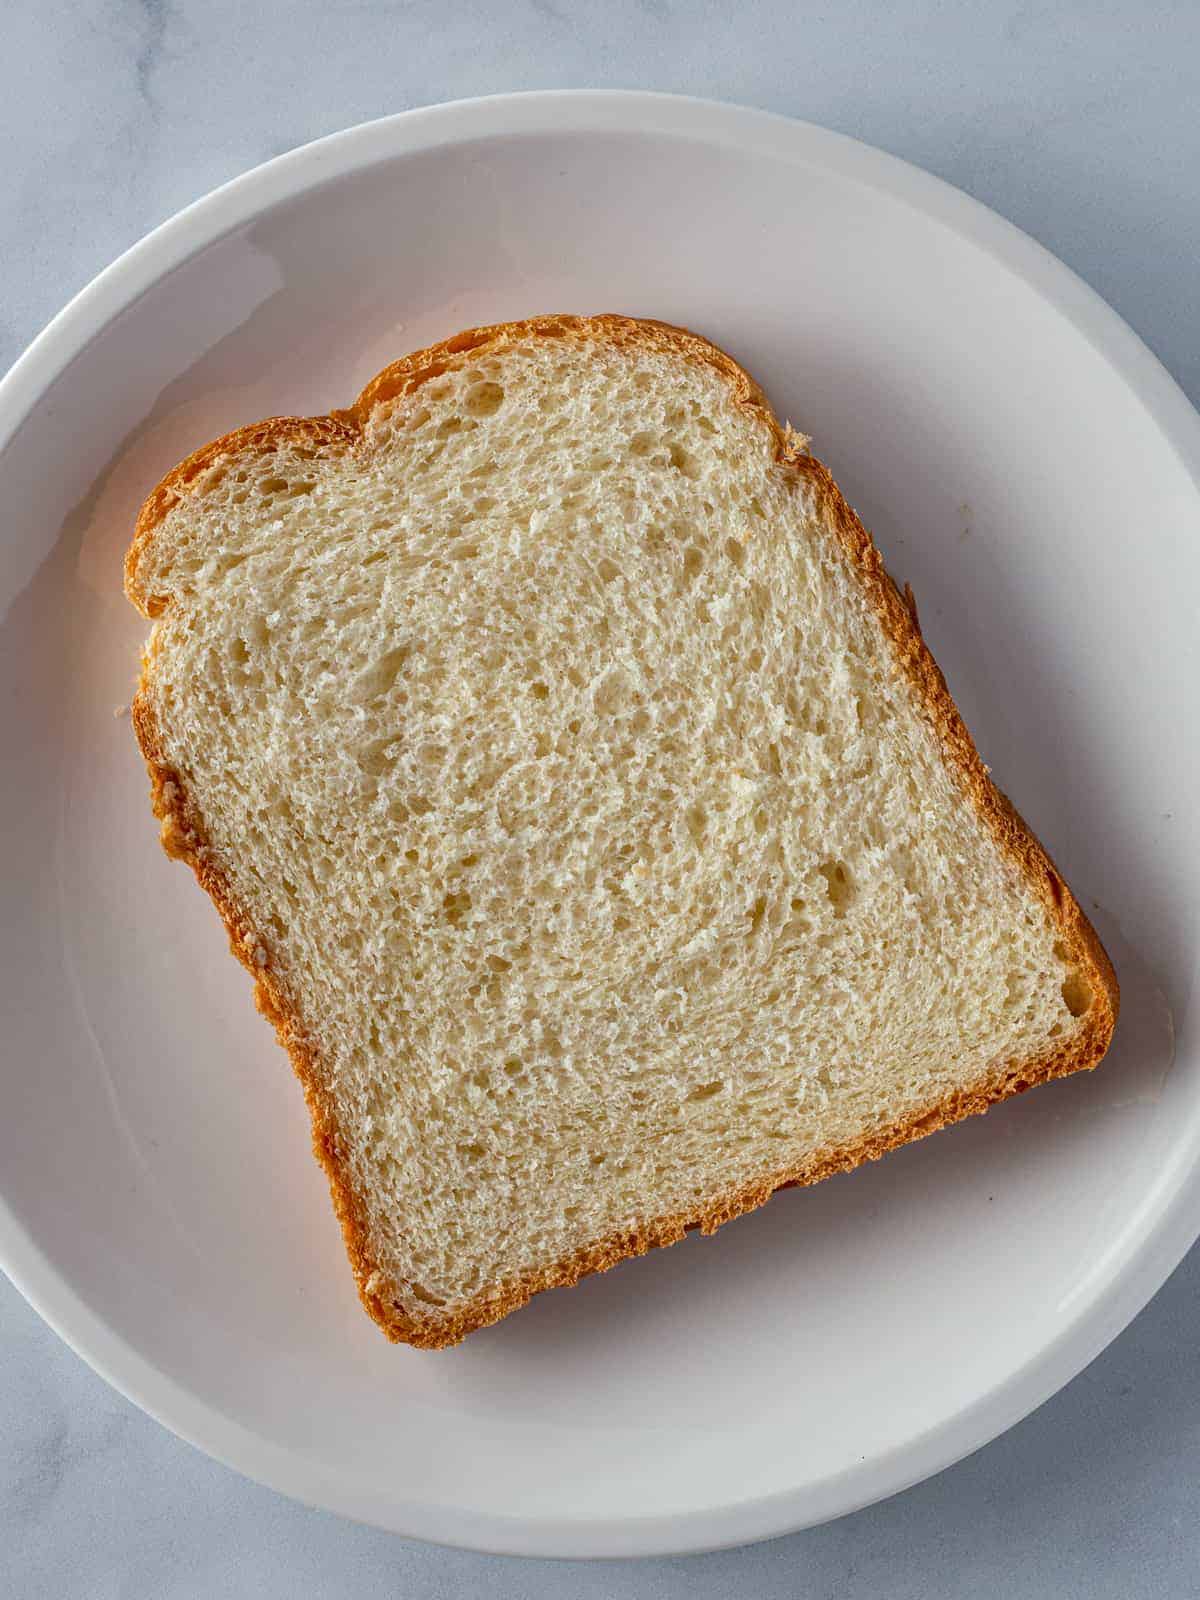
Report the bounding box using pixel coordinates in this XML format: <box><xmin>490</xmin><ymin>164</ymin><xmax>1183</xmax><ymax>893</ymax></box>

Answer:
<box><xmin>125</xmin><ymin>314</ymin><xmax>1118</xmax><ymax>1349</ymax></box>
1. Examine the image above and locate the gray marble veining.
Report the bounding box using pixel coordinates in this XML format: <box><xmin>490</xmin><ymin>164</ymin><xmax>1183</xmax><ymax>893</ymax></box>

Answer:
<box><xmin>3</xmin><ymin>1</ymin><xmax>1199</xmax><ymax>1594</ymax></box>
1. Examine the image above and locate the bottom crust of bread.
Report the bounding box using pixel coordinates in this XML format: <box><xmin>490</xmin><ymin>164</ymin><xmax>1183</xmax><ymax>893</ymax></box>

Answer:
<box><xmin>364</xmin><ymin>1040</ymin><xmax>1106</xmax><ymax>1348</ymax></box>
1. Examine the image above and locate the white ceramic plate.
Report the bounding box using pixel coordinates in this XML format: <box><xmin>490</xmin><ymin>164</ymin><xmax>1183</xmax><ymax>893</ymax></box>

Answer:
<box><xmin>0</xmin><ymin>92</ymin><xmax>1196</xmax><ymax>1559</ymax></box>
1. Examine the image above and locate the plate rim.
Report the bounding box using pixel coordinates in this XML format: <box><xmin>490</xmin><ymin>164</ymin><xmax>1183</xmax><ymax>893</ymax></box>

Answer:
<box><xmin>2</xmin><ymin>88</ymin><xmax>1199</xmax><ymax>1559</ymax></box>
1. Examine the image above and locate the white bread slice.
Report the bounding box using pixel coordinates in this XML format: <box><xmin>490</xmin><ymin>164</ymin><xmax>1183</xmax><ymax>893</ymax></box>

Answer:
<box><xmin>125</xmin><ymin>315</ymin><xmax>1118</xmax><ymax>1348</ymax></box>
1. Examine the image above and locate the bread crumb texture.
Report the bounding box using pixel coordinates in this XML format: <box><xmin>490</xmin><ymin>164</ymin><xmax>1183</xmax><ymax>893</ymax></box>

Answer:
<box><xmin>126</xmin><ymin>316</ymin><xmax>1116</xmax><ymax>1345</ymax></box>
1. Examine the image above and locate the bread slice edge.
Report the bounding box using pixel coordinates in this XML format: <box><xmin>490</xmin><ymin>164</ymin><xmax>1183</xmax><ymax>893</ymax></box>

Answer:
<box><xmin>125</xmin><ymin>314</ymin><xmax>1119</xmax><ymax>1348</ymax></box>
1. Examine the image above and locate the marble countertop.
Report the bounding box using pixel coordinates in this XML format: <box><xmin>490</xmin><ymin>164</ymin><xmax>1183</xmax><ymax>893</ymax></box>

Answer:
<box><xmin>3</xmin><ymin>2</ymin><xmax>1199</xmax><ymax>1594</ymax></box>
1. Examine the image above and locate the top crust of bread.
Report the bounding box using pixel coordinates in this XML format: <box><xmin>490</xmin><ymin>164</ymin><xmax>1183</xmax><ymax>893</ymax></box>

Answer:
<box><xmin>125</xmin><ymin>314</ymin><xmax>1118</xmax><ymax>1347</ymax></box>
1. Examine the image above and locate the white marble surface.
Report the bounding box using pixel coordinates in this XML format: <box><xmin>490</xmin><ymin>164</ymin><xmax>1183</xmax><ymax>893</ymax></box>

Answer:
<box><xmin>3</xmin><ymin>2</ymin><xmax>1200</xmax><ymax>1593</ymax></box>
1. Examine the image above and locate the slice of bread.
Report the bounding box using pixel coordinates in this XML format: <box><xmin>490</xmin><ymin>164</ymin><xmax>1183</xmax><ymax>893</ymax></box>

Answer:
<box><xmin>125</xmin><ymin>315</ymin><xmax>1118</xmax><ymax>1348</ymax></box>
